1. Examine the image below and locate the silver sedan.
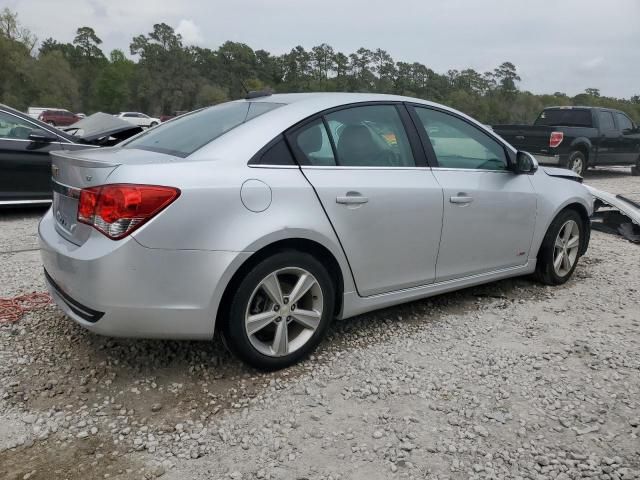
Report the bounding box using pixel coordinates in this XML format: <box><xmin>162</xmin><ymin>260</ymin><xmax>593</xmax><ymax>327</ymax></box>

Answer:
<box><xmin>39</xmin><ymin>93</ymin><xmax>593</xmax><ymax>369</ymax></box>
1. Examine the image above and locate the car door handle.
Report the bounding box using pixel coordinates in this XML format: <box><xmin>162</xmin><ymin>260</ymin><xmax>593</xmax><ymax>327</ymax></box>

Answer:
<box><xmin>450</xmin><ymin>194</ymin><xmax>473</xmax><ymax>205</ymax></box>
<box><xmin>336</xmin><ymin>193</ymin><xmax>369</xmax><ymax>205</ymax></box>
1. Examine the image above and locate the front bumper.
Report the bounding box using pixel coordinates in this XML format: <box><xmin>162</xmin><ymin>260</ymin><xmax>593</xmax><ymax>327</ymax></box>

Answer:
<box><xmin>38</xmin><ymin>209</ymin><xmax>249</xmax><ymax>339</ymax></box>
<box><xmin>533</xmin><ymin>154</ymin><xmax>561</xmax><ymax>166</ymax></box>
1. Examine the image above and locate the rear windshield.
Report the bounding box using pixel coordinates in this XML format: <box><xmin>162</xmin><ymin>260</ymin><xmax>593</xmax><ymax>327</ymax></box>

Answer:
<box><xmin>534</xmin><ymin>109</ymin><xmax>592</xmax><ymax>127</ymax></box>
<box><xmin>123</xmin><ymin>101</ymin><xmax>284</xmax><ymax>157</ymax></box>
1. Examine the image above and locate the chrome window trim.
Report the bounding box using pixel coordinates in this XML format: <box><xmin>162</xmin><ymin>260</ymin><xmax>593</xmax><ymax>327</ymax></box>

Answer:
<box><xmin>300</xmin><ymin>165</ymin><xmax>432</xmax><ymax>171</ymax></box>
<box><xmin>0</xmin><ymin>108</ymin><xmax>70</xmax><ymax>144</ymax></box>
<box><xmin>0</xmin><ymin>135</ymin><xmax>99</xmax><ymax>148</ymax></box>
<box><xmin>0</xmin><ymin>199</ymin><xmax>52</xmax><ymax>205</ymax></box>
<box><xmin>430</xmin><ymin>167</ymin><xmax>513</xmax><ymax>174</ymax></box>
<box><xmin>248</xmin><ymin>164</ymin><xmax>299</xmax><ymax>169</ymax></box>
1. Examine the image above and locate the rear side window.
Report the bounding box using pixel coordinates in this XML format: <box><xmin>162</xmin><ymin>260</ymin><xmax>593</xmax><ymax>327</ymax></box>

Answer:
<box><xmin>289</xmin><ymin>120</ymin><xmax>337</xmax><ymax>166</ymax></box>
<box><xmin>123</xmin><ymin>102</ymin><xmax>283</xmax><ymax>157</ymax></box>
<box><xmin>534</xmin><ymin>109</ymin><xmax>592</xmax><ymax>127</ymax></box>
<box><xmin>598</xmin><ymin>111</ymin><xmax>615</xmax><ymax>130</ymax></box>
<box><xmin>615</xmin><ymin>113</ymin><xmax>633</xmax><ymax>131</ymax></box>
<box><xmin>325</xmin><ymin>105</ymin><xmax>415</xmax><ymax>167</ymax></box>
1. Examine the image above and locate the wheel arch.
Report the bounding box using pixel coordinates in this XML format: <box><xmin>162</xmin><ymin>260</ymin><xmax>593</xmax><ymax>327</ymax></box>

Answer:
<box><xmin>540</xmin><ymin>201</ymin><xmax>591</xmax><ymax>258</ymax></box>
<box><xmin>569</xmin><ymin>139</ymin><xmax>591</xmax><ymax>163</ymax></box>
<box><xmin>214</xmin><ymin>237</ymin><xmax>348</xmax><ymax>335</ymax></box>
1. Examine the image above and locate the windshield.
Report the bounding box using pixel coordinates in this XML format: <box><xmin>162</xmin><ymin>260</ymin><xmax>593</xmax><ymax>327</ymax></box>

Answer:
<box><xmin>534</xmin><ymin>109</ymin><xmax>592</xmax><ymax>127</ymax></box>
<box><xmin>123</xmin><ymin>101</ymin><xmax>284</xmax><ymax>157</ymax></box>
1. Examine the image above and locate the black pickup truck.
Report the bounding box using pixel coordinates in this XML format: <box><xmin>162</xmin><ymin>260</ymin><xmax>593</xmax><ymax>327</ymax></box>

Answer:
<box><xmin>493</xmin><ymin>106</ymin><xmax>640</xmax><ymax>176</ymax></box>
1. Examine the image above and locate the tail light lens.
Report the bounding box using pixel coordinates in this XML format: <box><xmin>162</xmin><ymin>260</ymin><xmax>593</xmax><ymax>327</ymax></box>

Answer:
<box><xmin>549</xmin><ymin>131</ymin><xmax>564</xmax><ymax>148</ymax></box>
<box><xmin>77</xmin><ymin>184</ymin><xmax>180</xmax><ymax>240</ymax></box>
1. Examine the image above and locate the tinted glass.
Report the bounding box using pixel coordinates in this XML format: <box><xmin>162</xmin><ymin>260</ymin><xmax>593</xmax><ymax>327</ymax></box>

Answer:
<box><xmin>256</xmin><ymin>137</ymin><xmax>295</xmax><ymax>165</ymax></box>
<box><xmin>324</xmin><ymin>105</ymin><xmax>415</xmax><ymax>167</ymax></box>
<box><xmin>598</xmin><ymin>111</ymin><xmax>615</xmax><ymax>130</ymax></box>
<box><xmin>615</xmin><ymin>113</ymin><xmax>633</xmax><ymax>131</ymax></box>
<box><xmin>414</xmin><ymin>107</ymin><xmax>507</xmax><ymax>170</ymax></box>
<box><xmin>290</xmin><ymin>120</ymin><xmax>336</xmax><ymax>166</ymax></box>
<box><xmin>534</xmin><ymin>109</ymin><xmax>592</xmax><ymax>127</ymax></box>
<box><xmin>124</xmin><ymin>102</ymin><xmax>283</xmax><ymax>157</ymax></box>
<box><xmin>0</xmin><ymin>111</ymin><xmax>36</xmax><ymax>140</ymax></box>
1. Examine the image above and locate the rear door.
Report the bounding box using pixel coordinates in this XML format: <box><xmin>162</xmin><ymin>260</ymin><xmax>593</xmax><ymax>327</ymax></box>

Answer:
<box><xmin>596</xmin><ymin>110</ymin><xmax>619</xmax><ymax>164</ymax></box>
<box><xmin>409</xmin><ymin>105</ymin><xmax>537</xmax><ymax>282</ymax></box>
<box><xmin>613</xmin><ymin>112</ymin><xmax>640</xmax><ymax>164</ymax></box>
<box><xmin>0</xmin><ymin>109</ymin><xmax>63</xmax><ymax>203</ymax></box>
<box><xmin>287</xmin><ymin>103</ymin><xmax>444</xmax><ymax>297</ymax></box>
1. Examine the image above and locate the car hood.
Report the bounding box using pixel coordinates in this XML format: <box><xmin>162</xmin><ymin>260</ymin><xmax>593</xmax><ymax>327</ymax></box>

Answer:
<box><xmin>61</xmin><ymin>112</ymin><xmax>143</xmax><ymax>144</ymax></box>
<box><xmin>542</xmin><ymin>166</ymin><xmax>583</xmax><ymax>182</ymax></box>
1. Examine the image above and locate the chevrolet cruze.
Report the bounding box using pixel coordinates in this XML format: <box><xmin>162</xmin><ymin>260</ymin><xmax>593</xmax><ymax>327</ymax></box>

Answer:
<box><xmin>39</xmin><ymin>93</ymin><xmax>593</xmax><ymax>369</ymax></box>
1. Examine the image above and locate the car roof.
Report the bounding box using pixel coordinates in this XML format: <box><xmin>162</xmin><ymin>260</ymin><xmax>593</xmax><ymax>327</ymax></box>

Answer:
<box><xmin>192</xmin><ymin>92</ymin><xmax>512</xmax><ymax>160</ymax></box>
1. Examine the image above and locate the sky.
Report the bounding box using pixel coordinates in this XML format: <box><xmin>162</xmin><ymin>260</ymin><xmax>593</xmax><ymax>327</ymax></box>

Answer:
<box><xmin>7</xmin><ymin>0</ymin><xmax>640</xmax><ymax>98</ymax></box>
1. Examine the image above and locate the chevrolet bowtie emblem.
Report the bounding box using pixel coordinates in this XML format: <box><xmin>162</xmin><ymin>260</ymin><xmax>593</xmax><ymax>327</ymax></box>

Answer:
<box><xmin>51</xmin><ymin>165</ymin><xmax>59</xmax><ymax>177</ymax></box>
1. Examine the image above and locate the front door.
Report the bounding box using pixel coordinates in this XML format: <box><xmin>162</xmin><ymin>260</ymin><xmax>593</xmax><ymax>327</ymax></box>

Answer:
<box><xmin>410</xmin><ymin>105</ymin><xmax>537</xmax><ymax>282</ymax></box>
<box><xmin>613</xmin><ymin>112</ymin><xmax>640</xmax><ymax>165</ymax></box>
<box><xmin>596</xmin><ymin>110</ymin><xmax>620</xmax><ymax>164</ymax></box>
<box><xmin>287</xmin><ymin>104</ymin><xmax>444</xmax><ymax>297</ymax></box>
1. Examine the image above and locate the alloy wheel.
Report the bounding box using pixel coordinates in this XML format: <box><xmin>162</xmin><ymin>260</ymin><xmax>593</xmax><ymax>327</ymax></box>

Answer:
<box><xmin>245</xmin><ymin>267</ymin><xmax>323</xmax><ymax>357</ymax></box>
<box><xmin>570</xmin><ymin>157</ymin><xmax>583</xmax><ymax>174</ymax></box>
<box><xmin>553</xmin><ymin>220</ymin><xmax>580</xmax><ymax>277</ymax></box>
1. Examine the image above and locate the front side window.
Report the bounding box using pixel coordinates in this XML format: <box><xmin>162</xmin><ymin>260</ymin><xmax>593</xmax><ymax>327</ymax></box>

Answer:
<box><xmin>615</xmin><ymin>113</ymin><xmax>633</xmax><ymax>131</ymax></box>
<box><xmin>123</xmin><ymin>101</ymin><xmax>283</xmax><ymax>157</ymax></box>
<box><xmin>324</xmin><ymin>105</ymin><xmax>415</xmax><ymax>167</ymax></box>
<box><xmin>414</xmin><ymin>107</ymin><xmax>507</xmax><ymax>171</ymax></box>
<box><xmin>598</xmin><ymin>111</ymin><xmax>615</xmax><ymax>130</ymax></box>
<box><xmin>0</xmin><ymin>111</ymin><xmax>36</xmax><ymax>140</ymax></box>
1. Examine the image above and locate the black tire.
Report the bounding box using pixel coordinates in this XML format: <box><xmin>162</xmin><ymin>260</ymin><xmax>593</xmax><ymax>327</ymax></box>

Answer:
<box><xmin>564</xmin><ymin>151</ymin><xmax>586</xmax><ymax>176</ymax></box>
<box><xmin>149</xmin><ymin>121</ymin><xmax>158</xmax><ymax>127</ymax></box>
<box><xmin>221</xmin><ymin>250</ymin><xmax>335</xmax><ymax>371</ymax></box>
<box><xmin>632</xmin><ymin>157</ymin><xmax>640</xmax><ymax>176</ymax></box>
<box><xmin>534</xmin><ymin>209</ymin><xmax>584</xmax><ymax>285</ymax></box>
<box><xmin>47</xmin><ymin>121</ymin><xmax>56</xmax><ymax>127</ymax></box>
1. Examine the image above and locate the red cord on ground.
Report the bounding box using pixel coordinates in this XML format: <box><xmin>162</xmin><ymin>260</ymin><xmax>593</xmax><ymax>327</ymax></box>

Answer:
<box><xmin>0</xmin><ymin>292</ymin><xmax>52</xmax><ymax>324</ymax></box>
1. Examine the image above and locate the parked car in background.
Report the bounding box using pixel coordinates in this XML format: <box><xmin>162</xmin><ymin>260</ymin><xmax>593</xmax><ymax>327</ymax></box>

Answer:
<box><xmin>117</xmin><ymin>112</ymin><xmax>161</xmax><ymax>128</ymax></box>
<box><xmin>40</xmin><ymin>93</ymin><xmax>593</xmax><ymax>370</ymax></box>
<box><xmin>27</xmin><ymin>106</ymin><xmax>57</xmax><ymax>119</ymax></box>
<box><xmin>493</xmin><ymin>106</ymin><xmax>640</xmax><ymax>176</ymax></box>
<box><xmin>0</xmin><ymin>104</ymin><xmax>141</xmax><ymax>205</ymax></box>
<box><xmin>38</xmin><ymin>109</ymin><xmax>81</xmax><ymax>127</ymax></box>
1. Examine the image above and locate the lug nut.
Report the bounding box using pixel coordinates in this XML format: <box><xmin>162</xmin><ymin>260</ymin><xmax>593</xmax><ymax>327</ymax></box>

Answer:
<box><xmin>283</xmin><ymin>297</ymin><xmax>289</xmax><ymax>305</ymax></box>
<box><xmin>290</xmin><ymin>304</ymin><xmax>296</xmax><ymax>311</ymax></box>
<box><xmin>273</xmin><ymin>305</ymin><xmax>280</xmax><ymax>311</ymax></box>
<box><xmin>286</xmin><ymin>316</ymin><xmax>291</xmax><ymax>321</ymax></box>
<box><xmin>275</xmin><ymin>316</ymin><xmax>282</xmax><ymax>323</ymax></box>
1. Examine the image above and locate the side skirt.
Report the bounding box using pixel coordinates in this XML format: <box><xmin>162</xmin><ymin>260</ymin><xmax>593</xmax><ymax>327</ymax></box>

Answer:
<box><xmin>339</xmin><ymin>260</ymin><xmax>536</xmax><ymax>319</ymax></box>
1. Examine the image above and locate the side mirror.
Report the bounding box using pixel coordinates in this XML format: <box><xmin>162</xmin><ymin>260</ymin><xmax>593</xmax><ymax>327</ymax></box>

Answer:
<box><xmin>515</xmin><ymin>151</ymin><xmax>538</xmax><ymax>174</ymax></box>
<box><xmin>28</xmin><ymin>128</ymin><xmax>58</xmax><ymax>143</ymax></box>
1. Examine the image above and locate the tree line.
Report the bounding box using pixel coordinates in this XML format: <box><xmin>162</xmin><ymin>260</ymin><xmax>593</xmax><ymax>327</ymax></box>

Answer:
<box><xmin>1</xmin><ymin>8</ymin><xmax>639</xmax><ymax>124</ymax></box>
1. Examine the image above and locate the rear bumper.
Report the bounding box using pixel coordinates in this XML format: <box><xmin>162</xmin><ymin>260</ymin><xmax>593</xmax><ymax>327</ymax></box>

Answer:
<box><xmin>533</xmin><ymin>154</ymin><xmax>561</xmax><ymax>165</ymax></box>
<box><xmin>38</xmin><ymin>209</ymin><xmax>250</xmax><ymax>339</ymax></box>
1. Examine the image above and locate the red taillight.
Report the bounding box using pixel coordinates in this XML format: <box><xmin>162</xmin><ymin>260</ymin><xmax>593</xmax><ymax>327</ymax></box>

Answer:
<box><xmin>78</xmin><ymin>184</ymin><xmax>180</xmax><ymax>240</ymax></box>
<box><xmin>549</xmin><ymin>131</ymin><xmax>564</xmax><ymax>148</ymax></box>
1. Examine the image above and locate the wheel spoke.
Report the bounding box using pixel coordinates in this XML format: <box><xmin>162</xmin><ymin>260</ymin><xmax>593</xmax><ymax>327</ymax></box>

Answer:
<box><xmin>288</xmin><ymin>273</ymin><xmax>316</xmax><ymax>304</ymax></box>
<box><xmin>291</xmin><ymin>309</ymin><xmax>321</xmax><ymax>330</ymax></box>
<box><xmin>555</xmin><ymin>236</ymin><xmax>565</xmax><ymax>248</ymax></box>
<box><xmin>260</xmin><ymin>273</ymin><xmax>283</xmax><ymax>306</ymax></box>
<box><xmin>562</xmin><ymin>223</ymin><xmax>572</xmax><ymax>242</ymax></box>
<box><xmin>554</xmin><ymin>251</ymin><xmax>564</xmax><ymax>271</ymax></box>
<box><xmin>566</xmin><ymin>234</ymin><xmax>579</xmax><ymax>249</ymax></box>
<box><xmin>246</xmin><ymin>311</ymin><xmax>278</xmax><ymax>335</ymax></box>
<box><xmin>562</xmin><ymin>252</ymin><xmax>572</xmax><ymax>271</ymax></box>
<box><xmin>272</xmin><ymin>321</ymin><xmax>288</xmax><ymax>355</ymax></box>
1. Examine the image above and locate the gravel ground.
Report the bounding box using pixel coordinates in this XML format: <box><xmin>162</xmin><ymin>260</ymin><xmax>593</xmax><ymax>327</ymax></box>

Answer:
<box><xmin>1</xmin><ymin>167</ymin><xmax>639</xmax><ymax>480</ymax></box>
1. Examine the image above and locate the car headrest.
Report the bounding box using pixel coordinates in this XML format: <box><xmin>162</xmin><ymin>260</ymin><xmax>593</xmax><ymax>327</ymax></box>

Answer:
<box><xmin>297</xmin><ymin>124</ymin><xmax>322</xmax><ymax>154</ymax></box>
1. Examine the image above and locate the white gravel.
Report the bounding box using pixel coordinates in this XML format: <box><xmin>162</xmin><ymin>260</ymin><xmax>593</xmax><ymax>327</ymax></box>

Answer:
<box><xmin>1</xmin><ymin>168</ymin><xmax>639</xmax><ymax>480</ymax></box>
